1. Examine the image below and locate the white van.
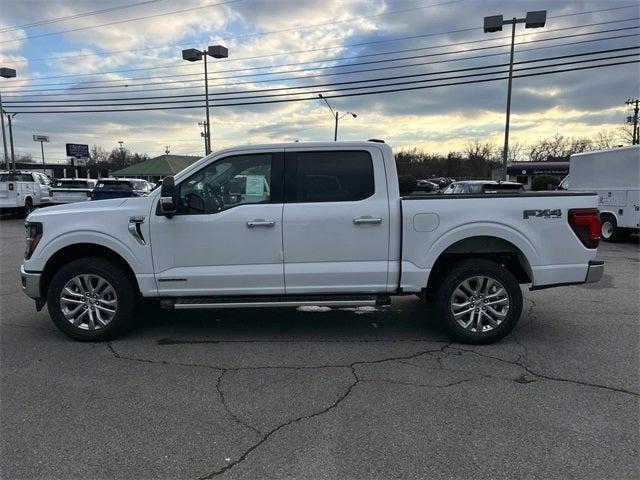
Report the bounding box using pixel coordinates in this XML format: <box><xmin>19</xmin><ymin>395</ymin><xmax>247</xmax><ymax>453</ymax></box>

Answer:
<box><xmin>0</xmin><ymin>171</ymin><xmax>52</xmax><ymax>217</ymax></box>
<box><xmin>565</xmin><ymin>146</ymin><xmax>639</xmax><ymax>241</ymax></box>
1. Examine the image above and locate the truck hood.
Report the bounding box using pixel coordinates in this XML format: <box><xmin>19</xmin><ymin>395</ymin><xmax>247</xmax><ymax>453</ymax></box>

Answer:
<box><xmin>27</xmin><ymin>197</ymin><xmax>152</xmax><ymax>221</ymax></box>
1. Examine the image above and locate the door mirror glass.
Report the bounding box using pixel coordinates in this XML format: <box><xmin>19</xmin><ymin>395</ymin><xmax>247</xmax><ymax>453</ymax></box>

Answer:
<box><xmin>159</xmin><ymin>176</ymin><xmax>177</xmax><ymax>217</ymax></box>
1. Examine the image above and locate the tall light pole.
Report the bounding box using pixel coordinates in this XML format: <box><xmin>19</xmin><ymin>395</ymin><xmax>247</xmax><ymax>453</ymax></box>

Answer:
<box><xmin>182</xmin><ymin>45</ymin><xmax>228</xmax><ymax>155</ymax></box>
<box><xmin>318</xmin><ymin>94</ymin><xmax>357</xmax><ymax>141</ymax></box>
<box><xmin>484</xmin><ymin>11</ymin><xmax>546</xmax><ymax>179</ymax></box>
<box><xmin>1</xmin><ymin>67</ymin><xmax>16</xmax><ymax>170</ymax></box>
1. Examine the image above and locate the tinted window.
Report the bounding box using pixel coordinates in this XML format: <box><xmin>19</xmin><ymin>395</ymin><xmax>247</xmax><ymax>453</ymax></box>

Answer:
<box><xmin>55</xmin><ymin>180</ymin><xmax>91</xmax><ymax>188</ymax></box>
<box><xmin>96</xmin><ymin>180</ymin><xmax>132</xmax><ymax>189</ymax></box>
<box><xmin>293</xmin><ymin>151</ymin><xmax>374</xmax><ymax>202</ymax></box>
<box><xmin>177</xmin><ymin>153</ymin><xmax>274</xmax><ymax>214</ymax></box>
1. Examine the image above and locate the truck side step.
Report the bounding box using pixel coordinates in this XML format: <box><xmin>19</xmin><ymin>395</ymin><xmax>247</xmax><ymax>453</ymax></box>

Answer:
<box><xmin>161</xmin><ymin>294</ymin><xmax>391</xmax><ymax>310</ymax></box>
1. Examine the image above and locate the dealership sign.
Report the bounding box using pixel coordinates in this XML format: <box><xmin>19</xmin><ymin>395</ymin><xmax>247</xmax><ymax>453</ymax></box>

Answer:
<box><xmin>66</xmin><ymin>143</ymin><xmax>90</xmax><ymax>158</ymax></box>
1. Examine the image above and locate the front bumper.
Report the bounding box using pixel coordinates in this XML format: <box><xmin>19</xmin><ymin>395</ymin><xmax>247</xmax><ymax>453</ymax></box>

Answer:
<box><xmin>21</xmin><ymin>265</ymin><xmax>42</xmax><ymax>299</ymax></box>
<box><xmin>585</xmin><ymin>260</ymin><xmax>605</xmax><ymax>283</ymax></box>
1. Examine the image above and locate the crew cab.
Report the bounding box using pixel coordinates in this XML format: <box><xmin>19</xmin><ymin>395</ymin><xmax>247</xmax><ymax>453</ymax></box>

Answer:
<box><xmin>0</xmin><ymin>170</ymin><xmax>51</xmax><ymax>217</ymax></box>
<box><xmin>21</xmin><ymin>142</ymin><xmax>604</xmax><ymax>344</ymax></box>
<box><xmin>50</xmin><ymin>178</ymin><xmax>97</xmax><ymax>204</ymax></box>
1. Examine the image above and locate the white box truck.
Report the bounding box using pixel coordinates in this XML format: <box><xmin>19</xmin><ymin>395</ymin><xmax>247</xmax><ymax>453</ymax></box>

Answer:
<box><xmin>564</xmin><ymin>146</ymin><xmax>639</xmax><ymax>241</ymax></box>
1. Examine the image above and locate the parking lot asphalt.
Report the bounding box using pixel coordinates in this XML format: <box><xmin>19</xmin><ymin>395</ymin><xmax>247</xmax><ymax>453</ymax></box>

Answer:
<box><xmin>1</xmin><ymin>216</ymin><xmax>638</xmax><ymax>480</ymax></box>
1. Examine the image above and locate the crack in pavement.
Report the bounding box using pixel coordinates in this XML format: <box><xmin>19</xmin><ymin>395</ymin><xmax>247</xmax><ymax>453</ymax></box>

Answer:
<box><xmin>215</xmin><ymin>370</ymin><xmax>263</xmax><ymax>437</ymax></box>
<box><xmin>105</xmin><ymin>339</ymin><xmax>638</xmax><ymax>480</ymax></box>
<box><xmin>447</xmin><ymin>346</ymin><xmax>640</xmax><ymax>397</ymax></box>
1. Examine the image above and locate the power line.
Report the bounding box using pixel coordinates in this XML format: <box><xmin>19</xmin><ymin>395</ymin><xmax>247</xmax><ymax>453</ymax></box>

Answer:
<box><xmin>6</xmin><ymin>47</ymin><xmax>638</xmax><ymax>106</ymax></box>
<box><xmin>0</xmin><ymin>0</ymin><xmax>168</xmax><ymax>33</ymax></box>
<box><xmin>5</xmin><ymin>30</ymin><xmax>637</xmax><ymax>95</ymax></box>
<box><xmin>0</xmin><ymin>0</ymin><xmax>461</xmax><ymax>45</ymax></box>
<box><xmin>3</xmin><ymin>3</ymin><xmax>637</xmax><ymax>65</ymax></box>
<box><xmin>7</xmin><ymin>18</ymin><xmax>637</xmax><ymax>84</ymax></box>
<box><xmin>8</xmin><ymin>59</ymin><xmax>638</xmax><ymax>114</ymax></box>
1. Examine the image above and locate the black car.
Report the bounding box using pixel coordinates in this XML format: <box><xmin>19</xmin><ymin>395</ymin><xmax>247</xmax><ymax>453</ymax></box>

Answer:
<box><xmin>92</xmin><ymin>178</ymin><xmax>152</xmax><ymax>200</ymax></box>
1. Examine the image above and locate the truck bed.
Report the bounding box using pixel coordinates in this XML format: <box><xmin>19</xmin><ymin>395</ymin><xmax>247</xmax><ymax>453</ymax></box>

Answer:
<box><xmin>399</xmin><ymin>191</ymin><xmax>600</xmax><ymax>291</ymax></box>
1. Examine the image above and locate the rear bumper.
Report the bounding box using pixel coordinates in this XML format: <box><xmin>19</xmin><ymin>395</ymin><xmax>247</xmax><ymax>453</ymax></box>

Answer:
<box><xmin>21</xmin><ymin>265</ymin><xmax>42</xmax><ymax>299</ymax></box>
<box><xmin>585</xmin><ymin>260</ymin><xmax>604</xmax><ymax>283</ymax></box>
<box><xmin>530</xmin><ymin>260</ymin><xmax>604</xmax><ymax>291</ymax></box>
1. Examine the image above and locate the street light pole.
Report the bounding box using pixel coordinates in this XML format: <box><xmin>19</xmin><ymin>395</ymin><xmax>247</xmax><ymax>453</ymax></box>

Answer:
<box><xmin>1</xmin><ymin>67</ymin><xmax>17</xmax><ymax>170</ymax></box>
<box><xmin>318</xmin><ymin>94</ymin><xmax>357</xmax><ymax>141</ymax></box>
<box><xmin>484</xmin><ymin>11</ymin><xmax>546</xmax><ymax>179</ymax></box>
<box><xmin>182</xmin><ymin>45</ymin><xmax>228</xmax><ymax>155</ymax></box>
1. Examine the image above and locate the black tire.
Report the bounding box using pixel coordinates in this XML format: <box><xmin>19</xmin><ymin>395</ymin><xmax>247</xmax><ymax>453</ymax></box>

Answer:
<box><xmin>21</xmin><ymin>197</ymin><xmax>34</xmax><ymax>218</ymax></box>
<box><xmin>47</xmin><ymin>257</ymin><xmax>138</xmax><ymax>341</ymax></box>
<box><xmin>600</xmin><ymin>214</ymin><xmax>624</xmax><ymax>242</ymax></box>
<box><xmin>435</xmin><ymin>258</ymin><xmax>523</xmax><ymax>344</ymax></box>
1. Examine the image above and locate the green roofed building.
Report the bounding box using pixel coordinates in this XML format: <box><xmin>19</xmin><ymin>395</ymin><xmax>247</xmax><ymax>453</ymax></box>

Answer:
<box><xmin>111</xmin><ymin>154</ymin><xmax>201</xmax><ymax>182</ymax></box>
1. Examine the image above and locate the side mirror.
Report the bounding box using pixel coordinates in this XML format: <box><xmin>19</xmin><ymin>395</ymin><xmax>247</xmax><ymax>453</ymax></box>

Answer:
<box><xmin>159</xmin><ymin>176</ymin><xmax>177</xmax><ymax>218</ymax></box>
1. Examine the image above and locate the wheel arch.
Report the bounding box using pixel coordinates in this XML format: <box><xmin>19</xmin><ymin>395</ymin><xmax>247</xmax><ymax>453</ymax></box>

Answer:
<box><xmin>423</xmin><ymin>235</ymin><xmax>533</xmax><ymax>299</ymax></box>
<box><xmin>41</xmin><ymin>243</ymin><xmax>140</xmax><ymax>299</ymax></box>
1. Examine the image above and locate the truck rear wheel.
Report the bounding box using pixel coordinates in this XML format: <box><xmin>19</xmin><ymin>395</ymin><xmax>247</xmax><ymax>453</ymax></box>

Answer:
<box><xmin>435</xmin><ymin>259</ymin><xmax>522</xmax><ymax>344</ymax></box>
<box><xmin>600</xmin><ymin>214</ymin><xmax>625</xmax><ymax>242</ymax></box>
<box><xmin>47</xmin><ymin>257</ymin><xmax>138</xmax><ymax>341</ymax></box>
<box><xmin>21</xmin><ymin>198</ymin><xmax>34</xmax><ymax>218</ymax></box>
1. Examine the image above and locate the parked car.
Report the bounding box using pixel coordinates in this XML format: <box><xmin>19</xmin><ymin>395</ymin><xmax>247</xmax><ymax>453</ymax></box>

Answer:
<box><xmin>565</xmin><ymin>146</ymin><xmax>639</xmax><ymax>242</ymax></box>
<box><xmin>413</xmin><ymin>179</ymin><xmax>439</xmax><ymax>193</ymax></box>
<box><xmin>428</xmin><ymin>177</ymin><xmax>452</xmax><ymax>189</ymax></box>
<box><xmin>442</xmin><ymin>180</ymin><xmax>525</xmax><ymax>194</ymax></box>
<box><xmin>0</xmin><ymin>170</ymin><xmax>51</xmax><ymax>217</ymax></box>
<box><xmin>21</xmin><ymin>141</ymin><xmax>603</xmax><ymax>344</ymax></box>
<box><xmin>50</xmin><ymin>178</ymin><xmax>97</xmax><ymax>204</ymax></box>
<box><xmin>92</xmin><ymin>178</ymin><xmax>152</xmax><ymax>200</ymax></box>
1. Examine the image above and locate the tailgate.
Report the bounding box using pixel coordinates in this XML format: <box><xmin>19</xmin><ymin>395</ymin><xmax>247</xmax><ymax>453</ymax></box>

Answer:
<box><xmin>51</xmin><ymin>189</ymin><xmax>91</xmax><ymax>203</ymax></box>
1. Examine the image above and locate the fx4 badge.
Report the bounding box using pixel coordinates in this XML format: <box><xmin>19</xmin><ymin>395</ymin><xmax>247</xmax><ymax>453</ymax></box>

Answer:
<box><xmin>523</xmin><ymin>209</ymin><xmax>562</xmax><ymax>219</ymax></box>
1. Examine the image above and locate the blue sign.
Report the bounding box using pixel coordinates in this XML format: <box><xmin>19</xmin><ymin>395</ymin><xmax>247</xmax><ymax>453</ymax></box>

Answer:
<box><xmin>66</xmin><ymin>143</ymin><xmax>89</xmax><ymax>158</ymax></box>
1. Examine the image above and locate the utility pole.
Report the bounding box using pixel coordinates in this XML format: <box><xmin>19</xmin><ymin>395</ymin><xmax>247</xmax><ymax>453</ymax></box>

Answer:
<box><xmin>199</xmin><ymin>121</ymin><xmax>208</xmax><ymax>154</ymax></box>
<box><xmin>6</xmin><ymin>112</ymin><xmax>16</xmax><ymax>169</ymax></box>
<box><xmin>625</xmin><ymin>98</ymin><xmax>639</xmax><ymax>145</ymax></box>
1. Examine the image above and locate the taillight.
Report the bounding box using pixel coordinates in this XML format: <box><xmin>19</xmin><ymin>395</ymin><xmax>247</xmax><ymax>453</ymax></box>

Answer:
<box><xmin>568</xmin><ymin>208</ymin><xmax>600</xmax><ymax>249</ymax></box>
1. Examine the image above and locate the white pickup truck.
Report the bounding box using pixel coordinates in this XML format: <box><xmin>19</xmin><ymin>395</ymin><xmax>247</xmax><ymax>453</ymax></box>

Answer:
<box><xmin>21</xmin><ymin>141</ymin><xmax>604</xmax><ymax>344</ymax></box>
<box><xmin>0</xmin><ymin>170</ymin><xmax>52</xmax><ymax>216</ymax></box>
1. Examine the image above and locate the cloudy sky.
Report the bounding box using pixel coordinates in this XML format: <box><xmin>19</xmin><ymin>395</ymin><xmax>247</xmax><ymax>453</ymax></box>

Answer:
<box><xmin>0</xmin><ymin>0</ymin><xmax>639</xmax><ymax>163</ymax></box>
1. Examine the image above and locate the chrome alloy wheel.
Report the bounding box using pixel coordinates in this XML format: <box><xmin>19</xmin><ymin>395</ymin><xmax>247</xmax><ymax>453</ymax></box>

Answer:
<box><xmin>450</xmin><ymin>275</ymin><xmax>510</xmax><ymax>333</ymax></box>
<box><xmin>59</xmin><ymin>274</ymin><xmax>118</xmax><ymax>330</ymax></box>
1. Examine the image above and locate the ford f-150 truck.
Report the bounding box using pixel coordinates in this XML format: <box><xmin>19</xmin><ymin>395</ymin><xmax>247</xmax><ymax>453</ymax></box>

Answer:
<box><xmin>21</xmin><ymin>141</ymin><xmax>604</xmax><ymax>344</ymax></box>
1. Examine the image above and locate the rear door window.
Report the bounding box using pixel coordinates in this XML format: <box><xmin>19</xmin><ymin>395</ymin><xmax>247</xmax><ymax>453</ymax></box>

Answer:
<box><xmin>289</xmin><ymin>151</ymin><xmax>374</xmax><ymax>202</ymax></box>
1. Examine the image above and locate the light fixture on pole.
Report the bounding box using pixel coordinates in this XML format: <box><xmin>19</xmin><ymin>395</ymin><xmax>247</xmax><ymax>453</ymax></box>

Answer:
<box><xmin>182</xmin><ymin>45</ymin><xmax>228</xmax><ymax>155</ymax></box>
<box><xmin>484</xmin><ymin>10</ymin><xmax>546</xmax><ymax>179</ymax></box>
<box><xmin>318</xmin><ymin>94</ymin><xmax>358</xmax><ymax>141</ymax></box>
<box><xmin>1</xmin><ymin>67</ymin><xmax>16</xmax><ymax>170</ymax></box>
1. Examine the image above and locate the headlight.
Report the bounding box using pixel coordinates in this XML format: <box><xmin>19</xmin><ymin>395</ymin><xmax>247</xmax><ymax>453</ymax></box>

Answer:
<box><xmin>24</xmin><ymin>222</ymin><xmax>43</xmax><ymax>260</ymax></box>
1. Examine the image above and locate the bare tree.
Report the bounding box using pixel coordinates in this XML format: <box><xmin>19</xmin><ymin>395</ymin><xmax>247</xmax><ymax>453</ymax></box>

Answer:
<box><xmin>592</xmin><ymin>130</ymin><xmax>618</xmax><ymax>150</ymax></box>
<box><xmin>528</xmin><ymin>134</ymin><xmax>593</xmax><ymax>162</ymax></box>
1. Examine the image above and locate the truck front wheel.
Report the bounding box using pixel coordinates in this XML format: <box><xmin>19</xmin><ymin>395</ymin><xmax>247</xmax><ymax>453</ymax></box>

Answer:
<box><xmin>47</xmin><ymin>257</ymin><xmax>138</xmax><ymax>341</ymax></box>
<box><xmin>435</xmin><ymin>259</ymin><xmax>523</xmax><ymax>344</ymax></box>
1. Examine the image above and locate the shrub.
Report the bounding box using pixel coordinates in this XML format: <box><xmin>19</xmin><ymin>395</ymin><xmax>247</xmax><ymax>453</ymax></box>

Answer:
<box><xmin>531</xmin><ymin>174</ymin><xmax>560</xmax><ymax>191</ymax></box>
<box><xmin>398</xmin><ymin>175</ymin><xmax>417</xmax><ymax>195</ymax></box>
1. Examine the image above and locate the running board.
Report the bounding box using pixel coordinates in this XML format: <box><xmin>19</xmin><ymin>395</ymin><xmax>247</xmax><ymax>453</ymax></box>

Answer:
<box><xmin>161</xmin><ymin>294</ymin><xmax>391</xmax><ymax>310</ymax></box>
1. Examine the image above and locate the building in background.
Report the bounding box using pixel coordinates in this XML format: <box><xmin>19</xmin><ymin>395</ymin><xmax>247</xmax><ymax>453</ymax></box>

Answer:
<box><xmin>503</xmin><ymin>161</ymin><xmax>570</xmax><ymax>189</ymax></box>
<box><xmin>111</xmin><ymin>154</ymin><xmax>201</xmax><ymax>182</ymax></box>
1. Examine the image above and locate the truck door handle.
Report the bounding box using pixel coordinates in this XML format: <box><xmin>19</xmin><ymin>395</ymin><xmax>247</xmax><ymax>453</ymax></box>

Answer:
<box><xmin>247</xmin><ymin>220</ymin><xmax>276</xmax><ymax>228</ymax></box>
<box><xmin>353</xmin><ymin>217</ymin><xmax>382</xmax><ymax>225</ymax></box>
